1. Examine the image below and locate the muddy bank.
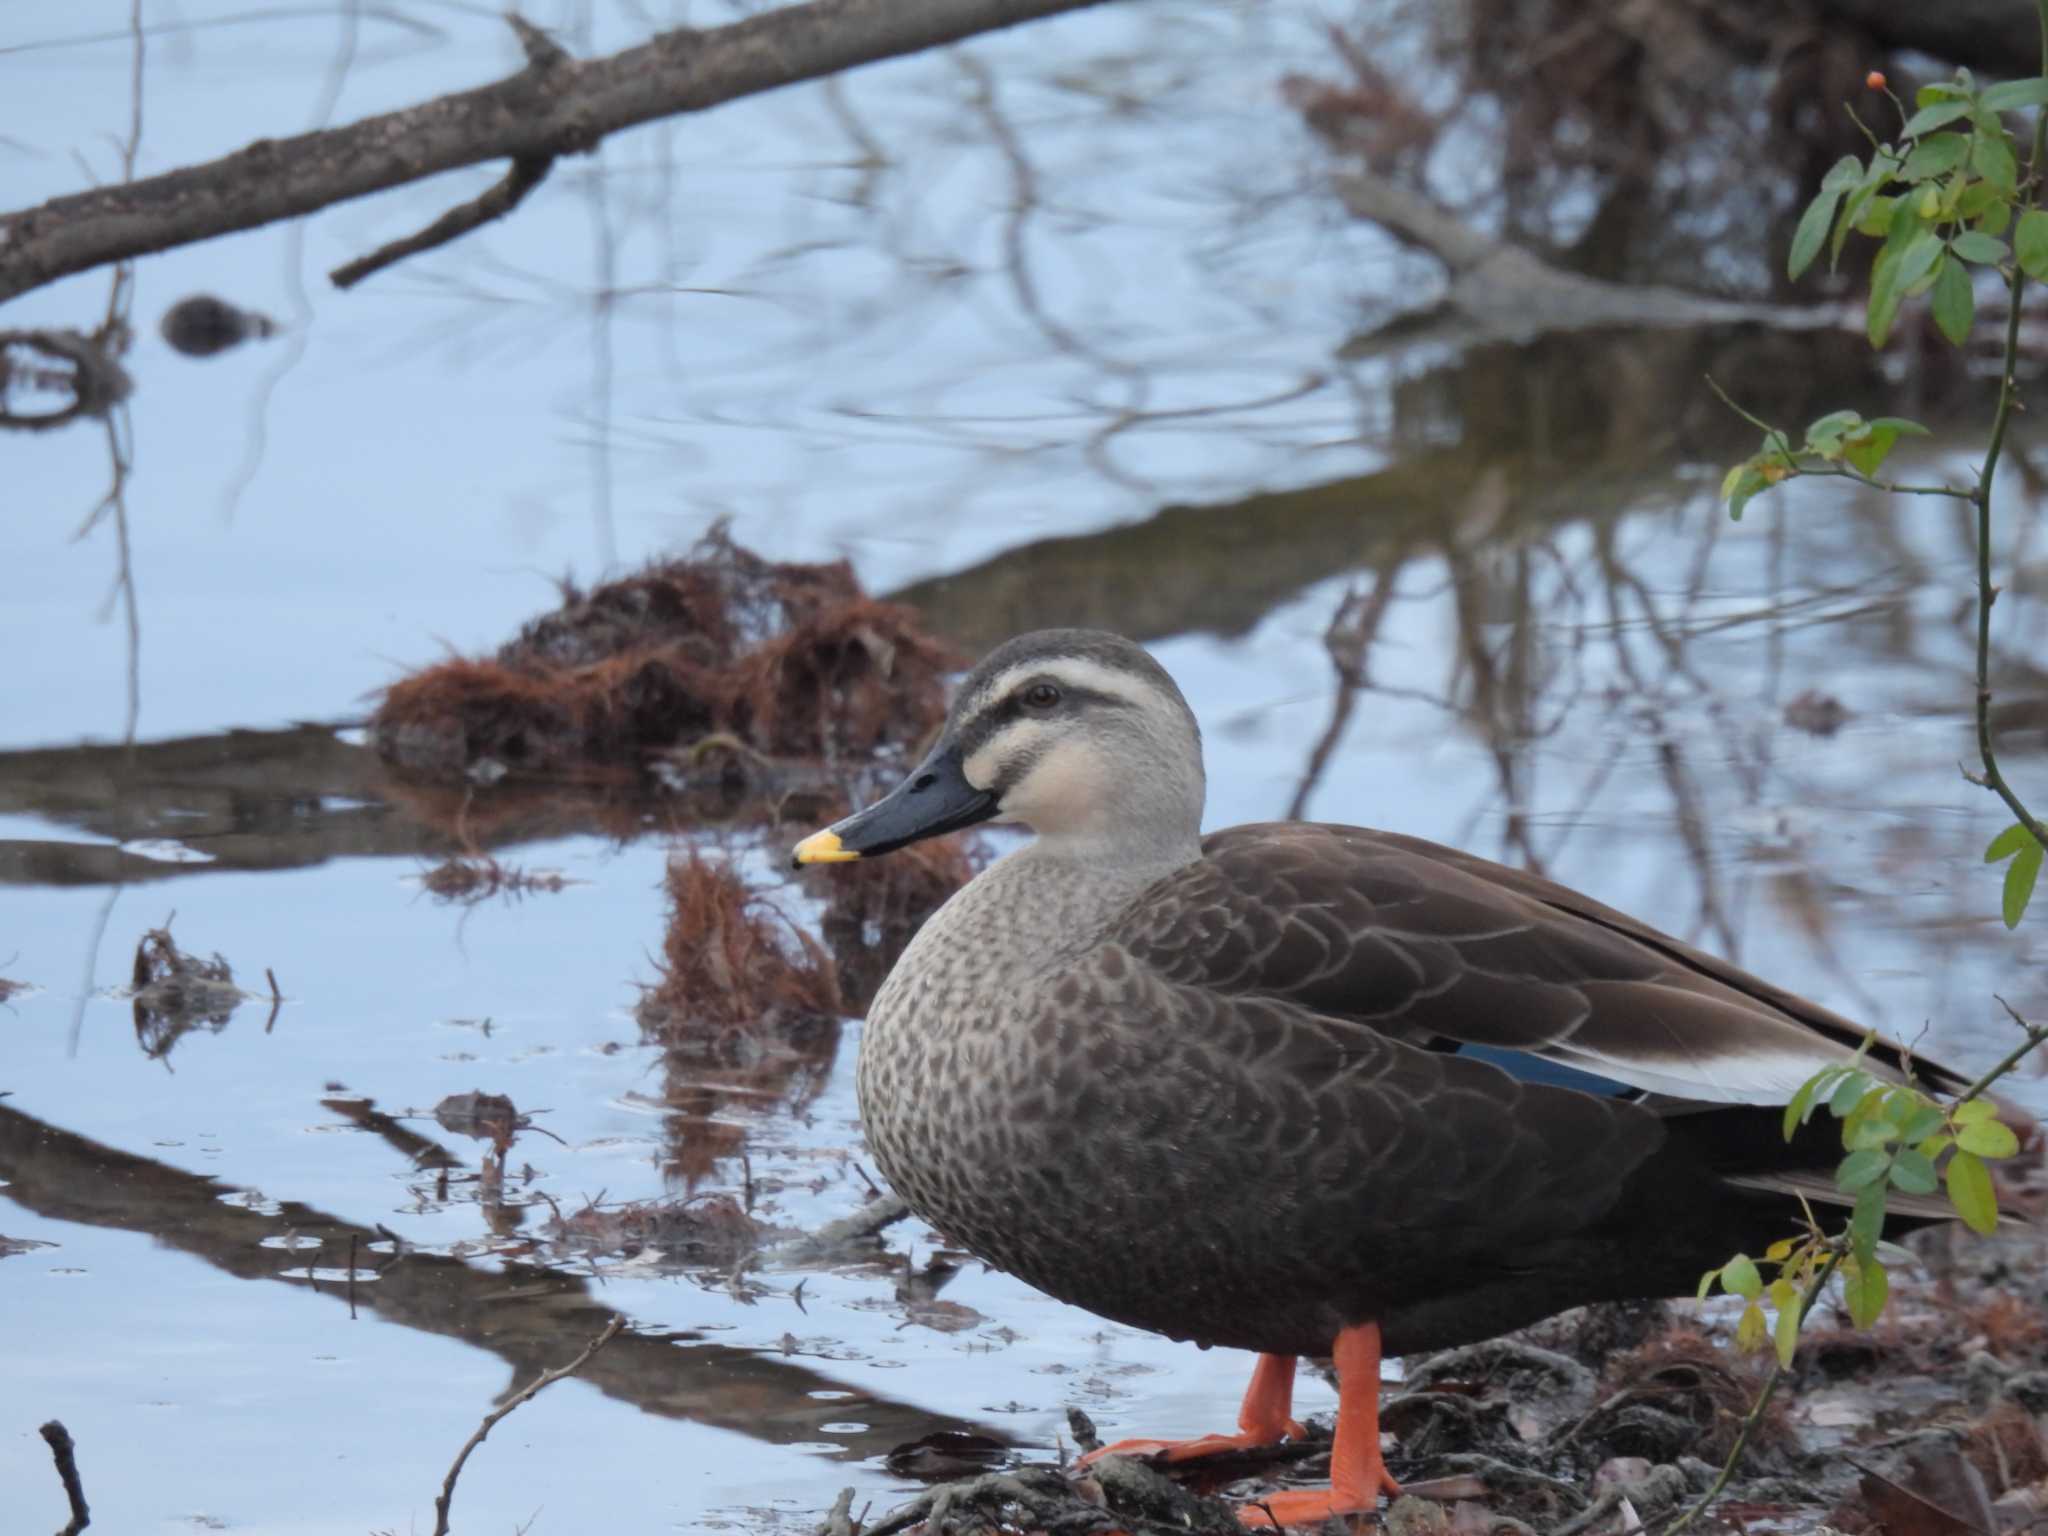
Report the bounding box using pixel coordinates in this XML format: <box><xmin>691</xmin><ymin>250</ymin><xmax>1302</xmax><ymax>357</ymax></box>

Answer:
<box><xmin>834</xmin><ymin>1213</ymin><xmax>2048</xmax><ymax>1536</ymax></box>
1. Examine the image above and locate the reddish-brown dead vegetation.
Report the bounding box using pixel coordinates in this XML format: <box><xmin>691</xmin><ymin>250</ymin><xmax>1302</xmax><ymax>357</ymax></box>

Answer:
<box><xmin>639</xmin><ymin>852</ymin><xmax>846</xmax><ymax>1189</ymax></box>
<box><xmin>371</xmin><ymin>529</ymin><xmax>958</xmax><ymax>787</ymax></box>
<box><xmin>1587</xmin><ymin>1327</ymin><xmax>1788</xmax><ymax>1466</ymax></box>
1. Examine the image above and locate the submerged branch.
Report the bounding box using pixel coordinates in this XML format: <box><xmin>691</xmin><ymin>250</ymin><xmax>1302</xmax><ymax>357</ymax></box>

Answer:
<box><xmin>431</xmin><ymin>1316</ymin><xmax>626</xmax><ymax>1536</ymax></box>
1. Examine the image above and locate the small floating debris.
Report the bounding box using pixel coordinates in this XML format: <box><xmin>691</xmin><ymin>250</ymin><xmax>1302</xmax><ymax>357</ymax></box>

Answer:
<box><xmin>418</xmin><ymin>855</ymin><xmax>570</xmax><ymax>903</ymax></box>
<box><xmin>431</xmin><ymin>1091</ymin><xmax>538</xmax><ymax>1154</ymax></box>
<box><xmin>131</xmin><ymin>918</ymin><xmax>265</xmax><ymax>1060</ymax></box>
<box><xmin>159</xmin><ymin>294</ymin><xmax>279</xmax><ymax>357</ymax></box>
<box><xmin>1783</xmin><ymin>689</ymin><xmax>1849</xmax><ymax>738</ymax></box>
<box><xmin>543</xmin><ymin>1192</ymin><xmax>765</xmax><ymax>1271</ymax></box>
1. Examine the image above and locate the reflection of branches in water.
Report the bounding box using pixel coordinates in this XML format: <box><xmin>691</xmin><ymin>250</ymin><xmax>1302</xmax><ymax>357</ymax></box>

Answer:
<box><xmin>573</xmin><ymin>0</ymin><xmax>620</xmax><ymax>571</ymax></box>
<box><xmin>1288</xmin><ymin>577</ymin><xmax>1397</xmax><ymax>822</ymax></box>
<box><xmin>220</xmin><ymin>0</ymin><xmax>361</xmax><ymax>523</ymax></box>
<box><xmin>1278</xmin><ymin>453</ymin><xmax>1992</xmax><ymax>989</ymax></box>
<box><xmin>67</xmin><ymin>0</ymin><xmax>148</xmax><ymax>1057</ymax></box>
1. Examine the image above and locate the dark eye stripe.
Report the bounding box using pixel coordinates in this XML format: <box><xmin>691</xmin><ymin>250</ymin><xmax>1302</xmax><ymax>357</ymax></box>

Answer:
<box><xmin>954</xmin><ymin>678</ymin><xmax>1137</xmax><ymax>757</ymax></box>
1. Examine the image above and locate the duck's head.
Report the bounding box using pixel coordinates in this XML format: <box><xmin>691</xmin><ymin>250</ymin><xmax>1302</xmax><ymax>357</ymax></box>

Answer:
<box><xmin>793</xmin><ymin>628</ymin><xmax>1206</xmax><ymax>868</ymax></box>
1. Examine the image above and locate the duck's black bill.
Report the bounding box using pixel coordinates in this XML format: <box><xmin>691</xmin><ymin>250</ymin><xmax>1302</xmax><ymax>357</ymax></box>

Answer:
<box><xmin>792</xmin><ymin>747</ymin><xmax>997</xmax><ymax>867</ymax></box>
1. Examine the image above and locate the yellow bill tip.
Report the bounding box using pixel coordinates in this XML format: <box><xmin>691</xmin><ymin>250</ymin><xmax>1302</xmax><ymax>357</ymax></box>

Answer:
<box><xmin>793</xmin><ymin>829</ymin><xmax>861</xmax><ymax>865</ymax></box>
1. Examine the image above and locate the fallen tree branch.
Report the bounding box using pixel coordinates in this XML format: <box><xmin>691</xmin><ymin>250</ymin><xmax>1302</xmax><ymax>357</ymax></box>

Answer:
<box><xmin>39</xmin><ymin>1420</ymin><xmax>89</xmax><ymax>1536</ymax></box>
<box><xmin>0</xmin><ymin>0</ymin><xmax>1114</xmax><ymax>306</ymax></box>
<box><xmin>431</xmin><ymin>1315</ymin><xmax>625</xmax><ymax>1536</ymax></box>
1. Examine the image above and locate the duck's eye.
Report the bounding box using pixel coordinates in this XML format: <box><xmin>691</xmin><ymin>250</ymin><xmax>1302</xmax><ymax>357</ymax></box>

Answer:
<box><xmin>1022</xmin><ymin>682</ymin><xmax>1062</xmax><ymax>711</ymax></box>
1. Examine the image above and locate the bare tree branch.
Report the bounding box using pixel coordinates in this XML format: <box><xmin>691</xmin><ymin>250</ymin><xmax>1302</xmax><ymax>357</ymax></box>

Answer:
<box><xmin>0</xmin><ymin>0</ymin><xmax>1114</xmax><ymax>306</ymax></box>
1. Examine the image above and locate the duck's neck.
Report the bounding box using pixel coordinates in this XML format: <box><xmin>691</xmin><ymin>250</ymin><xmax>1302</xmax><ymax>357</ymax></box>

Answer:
<box><xmin>901</xmin><ymin>836</ymin><xmax>1199</xmax><ymax>983</ymax></box>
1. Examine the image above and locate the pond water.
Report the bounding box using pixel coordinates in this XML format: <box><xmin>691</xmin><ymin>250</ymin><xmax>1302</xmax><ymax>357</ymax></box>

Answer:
<box><xmin>4</xmin><ymin>2</ymin><xmax>2046</xmax><ymax>1532</ymax></box>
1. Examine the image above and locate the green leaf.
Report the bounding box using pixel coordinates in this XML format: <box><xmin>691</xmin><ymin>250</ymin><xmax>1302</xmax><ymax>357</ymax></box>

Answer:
<box><xmin>1951</xmin><ymin>230</ymin><xmax>2009</xmax><ymax>264</ymax></box>
<box><xmin>1959</xmin><ymin>180</ymin><xmax>2003</xmax><ymax>218</ymax></box>
<box><xmin>1851</xmin><ymin>1181</ymin><xmax>1886</xmax><ymax>1262</ymax></box>
<box><xmin>1726</xmin><ymin>466</ymin><xmax>1769</xmax><ymax>522</ymax></box>
<box><xmin>1986</xmin><ymin>822</ymin><xmax>2035</xmax><ymax>863</ymax></box>
<box><xmin>1953</xmin><ymin>1097</ymin><xmax>1999</xmax><ymax>1125</ymax></box>
<box><xmin>2003</xmin><ymin>836</ymin><xmax>2042</xmax><ymax>928</ymax></box>
<box><xmin>1916</xmin><ymin>83</ymin><xmax>1964</xmax><ymax>109</ymax></box>
<box><xmin>1838</xmin><ymin>1147</ymin><xmax>1891</xmax><ymax>1191</ymax></box>
<box><xmin>1792</xmin><ymin>158</ymin><xmax>1864</xmax><ymax>284</ymax></box>
<box><xmin>1829</xmin><ymin>1070</ymin><xmax>1875</xmax><ymax>1117</ymax></box>
<box><xmin>1901</xmin><ymin>1104</ymin><xmax>1948</xmax><ymax>1143</ymax></box>
<box><xmin>1932</xmin><ymin>257</ymin><xmax>1974</xmax><ymax>345</ymax></box>
<box><xmin>1976</xmin><ymin>129</ymin><xmax>2020</xmax><ymax>194</ymax></box>
<box><xmin>2018</xmin><ymin>210</ymin><xmax>2048</xmax><ymax>281</ymax></box>
<box><xmin>1839</xmin><ymin>159</ymin><xmax>1909</xmax><ymax>266</ymax></box>
<box><xmin>1980</xmin><ymin>198</ymin><xmax>2014</xmax><ymax>237</ymax></box>
<box><xmin>1842</xmin><ymin>416</ymin><xmax>1928</xmax><ymax>477</ymax></box>
<box><xmin>1721</xmin><ymin>1253</ymin><xmax>1763</xmax><ymax>1301</ymax></box>
<box><xmin>1901</xmin><ymin>133</ymin><xmax>1970</xmax><ymax>181</ymax></box>
<box><xmin>1854</xmin><ymin>195</ymin><xmax>1898</xmax><ymax>237</ymax></box>
<box><xmin>1868</xmin><ymin>247</ymin><xmax>1906</xmax><ymax>348</ymax></box>
<box><xmin>1981</xmin><ymin>77</ymin><xmax>2048</xmax><ymax>112</ymax></box>
<box><xmin>1804</xmin><ymin>410</ymin><xmax>1864</xmax><ymax>458</ymax></box>
<box><xmin>1847</xmin><ymin>1117</ymin><xmax>1897</xmax><ymax>1151</ymax></box>
<box><xmin>1957</xmin><ymin>1118</ymin><xmax>2021</xmax><ymax>1159</ymax></box>
<box><xmin>1844</xmin><ymin>1258</ymin><xmax>1889</xmax><ymax>1328</ymax></box>
<box><xmin>1947</xmin><ymin>1149</ymin><xmax>1998</xmax><ymax>1234</ymax></box>
<box><xmin>1791</xmin><ymin>190</ymin><xmax>1845</xmax><ymax>280</ymax></box>
<box><xmin>1890</xmin><ymin>1147</ymin><xmax>1939</xmax><ymax>1194</ymax></box>
<box><xmin>1877</xmin><ymin>1087</ymin><xmax>1921</xmax><ymax>1129</ymax></box>
<box><xmin>1783</xmin><ymin>1077</ymin><xmax>1821</xmax><ymax>1141</ymax></box>
<box><xmin>1736</xmin><ymin>1301</ymin><xmax>1768</xmax><ymax>1352</ymax></box>
<box><xmin>1771</xmin><ymin>1279</ymin><xmax>1803</xmax><ymax>1367</ymax></box>
<box><xmin>1904</xmin><ymin>99</ymin><xmax>1974</xmax><ymax>135</ymax></box>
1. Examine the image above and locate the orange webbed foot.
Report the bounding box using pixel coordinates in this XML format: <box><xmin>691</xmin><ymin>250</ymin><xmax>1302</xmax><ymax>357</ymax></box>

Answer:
<box><xmin>1236</xmin><ymin>1471</ymin><xmax>1402</xmax><ymax>1529</ymax></box>
<box><xmin>1077</xmin><ymin>1354</ymin><xmax>1309</xmax><ymax>1470</ymax></box>
<box><xmin>1077</xmin><ymin>1425</ymin><xmax>1307</xmax><ymax>1469</ymax></box>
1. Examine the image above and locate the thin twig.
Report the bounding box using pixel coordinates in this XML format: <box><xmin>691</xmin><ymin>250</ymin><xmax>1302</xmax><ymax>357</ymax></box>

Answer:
<box><xmin>431</xmin><ymin>1316</ymin><xmax>626</xmax><ymax>1536</ymax></box>
<box><xmin>39</xmin><ymin>1420</ymin><xmax>89</xmax><ymax>1536</ymax></box>
<box><xmin>1956</xmin><ymin>997</ymin><xmax>2048</xmax><ymax>1107</ymax></box>
<box><xmin>332</xmin><ymin>154</ymin><xmax>555</xmax><ymax>289</ymax></box>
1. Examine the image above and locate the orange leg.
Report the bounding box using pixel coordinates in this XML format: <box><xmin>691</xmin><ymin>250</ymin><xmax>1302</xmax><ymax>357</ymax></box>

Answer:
<box><xmin>1077</xmin><ymin>1352</ymin><xmax>1311</xmax><ymax>1467</ymax></box>
<box><xmin>1238</xmin><ymin>1322</ymin><xmax>1401</xmax><ymax>1528</ymax></box>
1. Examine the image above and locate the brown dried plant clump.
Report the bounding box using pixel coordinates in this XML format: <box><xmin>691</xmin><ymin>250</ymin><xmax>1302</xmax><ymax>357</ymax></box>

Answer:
<box><xmin>371</xmin><ymin>527</ymin><xmax>959</xmax><ymax>789</ymax></box>
<box><xmin>1588</xmin><ymin>1326</ymin><xmax>1790</xmax><ymax>1467</ymax></box>
<box><xmin>640</xmin><ymin>852</ymin><xmax>842</xmax><ymax>1038</ymax></box>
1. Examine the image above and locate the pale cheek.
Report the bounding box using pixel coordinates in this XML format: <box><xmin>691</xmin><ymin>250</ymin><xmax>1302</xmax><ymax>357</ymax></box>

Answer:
<box><xmin>1007</xmin><ymin>744</ymin><xmax>1110</xmax><ymax>828</ymax></box>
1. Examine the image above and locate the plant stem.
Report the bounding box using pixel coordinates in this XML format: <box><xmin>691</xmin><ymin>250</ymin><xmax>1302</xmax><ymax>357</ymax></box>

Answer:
<box><xmin>1662</xmin><ymin>1250</ymin><xmax>1844</xmax><ymax>1536</ymax></box>
<box><xmin>1969</xmin><ymin>3</ymin><xmax>2048</xmax><ymax>851</ymax></box>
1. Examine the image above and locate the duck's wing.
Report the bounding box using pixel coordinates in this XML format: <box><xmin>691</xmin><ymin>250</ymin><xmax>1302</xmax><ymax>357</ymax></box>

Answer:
<box><xmin>1110</xmin><ymin>822</ymin><xmax>1961</xmax><ymax>1107</ymax></box>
